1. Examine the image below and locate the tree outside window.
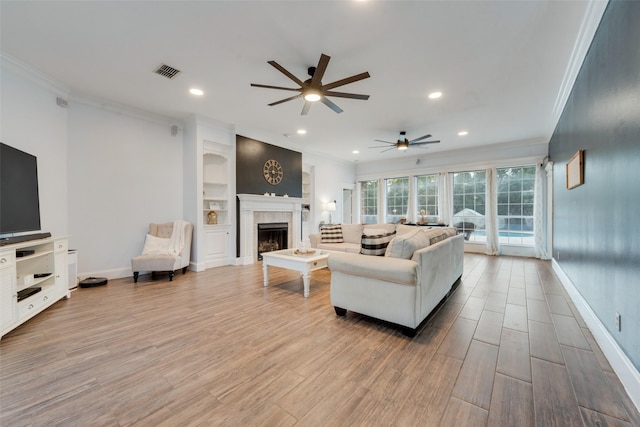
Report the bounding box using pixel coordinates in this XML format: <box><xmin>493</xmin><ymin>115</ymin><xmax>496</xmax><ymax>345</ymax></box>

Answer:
<box><xmin>416</xmin><ymin>174</ymin><xmax>438</xmax><ymax>223</ymax></box>
<box><xmin>385</xmin><ymin>177</ymin><xmax>409</xmax><ymax>223</ymax></box>
<box><xmin>360</xmin><ymin>180</ymin><xmax>378</xmax><ymax>224</ymax></box>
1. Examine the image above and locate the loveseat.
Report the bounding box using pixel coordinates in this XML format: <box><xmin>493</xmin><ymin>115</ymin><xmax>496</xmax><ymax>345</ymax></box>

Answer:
<box><xmin>311</xmin><ymin>224</ymin><xmax>464</xmax><ymax>336</ymax></box>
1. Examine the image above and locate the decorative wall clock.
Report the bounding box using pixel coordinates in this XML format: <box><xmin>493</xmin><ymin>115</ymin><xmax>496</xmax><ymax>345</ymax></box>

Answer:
<box><xmin>263</xmin><ymin>159</ymin><xmax>283</xmax><ymax>185</ymax></box>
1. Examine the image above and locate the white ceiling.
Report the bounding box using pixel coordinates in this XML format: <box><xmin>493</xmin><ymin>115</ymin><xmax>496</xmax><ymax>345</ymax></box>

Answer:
<box><xmin>1</xmin><ymin>1</ymin><xmax>600</xmax><ymax>163</ymax></box>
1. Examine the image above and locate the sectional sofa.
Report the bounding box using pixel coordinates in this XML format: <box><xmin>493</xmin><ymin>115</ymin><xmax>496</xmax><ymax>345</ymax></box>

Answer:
<box><xmin>310</xmin><ymin>223</ymin><xmax>464</xmax><ymax>336</ymax></box>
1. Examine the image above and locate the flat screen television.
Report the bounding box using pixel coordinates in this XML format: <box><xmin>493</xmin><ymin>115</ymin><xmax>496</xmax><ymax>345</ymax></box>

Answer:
<box><xmin>0</xmin><ymin>143</ymin><xmax>43</xmax><ymax>238</ymax></box>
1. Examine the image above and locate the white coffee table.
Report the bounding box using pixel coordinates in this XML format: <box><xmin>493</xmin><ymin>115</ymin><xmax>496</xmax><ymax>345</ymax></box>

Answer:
<box><xmin>261</xmin><ymin>249</ymin><xmax>330</xmax><ymax>297</ymax></box>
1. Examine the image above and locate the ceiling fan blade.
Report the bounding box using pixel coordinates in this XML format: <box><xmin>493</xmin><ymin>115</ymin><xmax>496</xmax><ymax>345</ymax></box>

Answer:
<box><xmin>410</xmin><ymin>140</ymin><xmax>441</xmax><ymax>146</ymax></box>
<box><xmin>324</xmin><ymin>91</ymin><xmax>370</xmax><ymax>100</ymax></box>
<box><xmin>301</xmin><ymin>101</ymin><xmax>312</xmax><ymax>115</ymax></box>
<box><xmin>381</xmin><ymin>146</ymin><xmax>397</xmax><ymax>153</ymax></box>
<box><xmin>369</xmin><ymin>145</ymin><xmax>394</xmax><ymax>148</ymax></box>
<box><xmin>311</xmin><ymin>54</ymin><xmax>330</xmax><ymax>87</ymax></box>
<box><xmin>408</xmin><ymin>134</ymin><xmax>432</xmax><ymax>143</ymax></box>
<box><xmin>321</xmin><ymin>97</ymin><xmax>343</xmax><ymax>114</ymax></box>
<box><xmin>373</xmin><ymin>140</ymin><xmax>395</xmax><ymax>145</ymax></box>
<box><xmin>251</xmin><ymin>83</ymin><xmax>301</xmax><ymax>92</ymax></box>
<box><xmin>323</xmin><ymin>72</ymin><xmax>371</xmax><ymax>90</ymax></box>
<box><xmin>268</xmin><ymin>60</ymin><xmax>304</xmax><ymax>86</ymax></box>
<box><xmin>268</xmin><ymin>94</ymin><xmax>302</xmax><ymax>106</ymax></box>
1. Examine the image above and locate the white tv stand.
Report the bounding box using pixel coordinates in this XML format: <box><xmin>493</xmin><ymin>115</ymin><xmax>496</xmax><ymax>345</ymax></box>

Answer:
<box><xmin>0</xmin><ymin>236</ymin><xmax>70</xmax><ymax>339</ymax></box>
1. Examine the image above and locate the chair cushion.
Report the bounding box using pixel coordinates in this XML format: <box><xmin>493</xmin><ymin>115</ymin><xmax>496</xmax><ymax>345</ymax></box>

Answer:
<box><xmin>321</xmin><ymin>224</ymin><xmax>344</xmax><ymax>243</ymax></box>
<box><xmin>131</xmin><ymin>254</ymin><xmax>180</xmax><ymax>272</ymax></box>
<box><xmin>360</xmin><ymin>231</ymin><xmax>396</xmax><ymax>256</ymax></box>
<box><xmin>385</xmin><ymin>228</ymin><xmax>431</xmax><ymax>259</ymax></box>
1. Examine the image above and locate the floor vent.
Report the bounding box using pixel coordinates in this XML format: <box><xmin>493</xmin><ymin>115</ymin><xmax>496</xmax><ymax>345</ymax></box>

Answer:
<box><xmin>154</xmin><ymin>64</ymin><xmax>181</xmax><ymax>79</ymax></box>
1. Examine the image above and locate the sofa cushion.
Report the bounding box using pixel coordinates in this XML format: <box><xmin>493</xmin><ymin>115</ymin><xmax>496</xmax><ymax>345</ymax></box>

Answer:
<box><xmin>320</xmin><ymin>224</ymin><xmax>344</xmax><ymax>243</ymax></box>
<box><xmin>364</xmin><ymin>223</ymin><xmax>396</xmax><ymax>234</ymax></box>
<box><xmin>340</xmin><ymin>224</ymin><xmax>364</xmax><ymax>244</ymax></box>
<box><xmin>362</xmin><ymin>228</ymin><xmax>386</xmax><ymax>236</ymax></box>
<box><xmin>385</xmin><ymin>228</ymin><xmax>431</xmax><ymax>259</ymax></box>
<box><xmin>423</xmin><ymin>227</ymin><xmax>457</xmax><ymax>245</ymax></box>
<box><xmin>395</xmin><ymin>224</ymin><xmax>417</xmax><ymax>236</ymax></box>
<box><xmin>317</xmin><ymin>242</ymin><xmax>362</xmax><ymax>253</ymax></box>
<box><xmin>360</xmin><ymin>231</ymin><xmax>396</xmax><ymax>256</ymax></box>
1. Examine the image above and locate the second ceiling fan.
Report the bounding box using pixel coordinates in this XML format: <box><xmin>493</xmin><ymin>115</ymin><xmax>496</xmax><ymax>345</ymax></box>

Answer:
<box><xmin>370</xmin><ymin>131</ymin><xmax>441</xmax><ymax>153</ymax></box>
<box><xmin>251</xmin><ymin>53</ymin><xmax>370</xmax><ymax>115</ymax></box>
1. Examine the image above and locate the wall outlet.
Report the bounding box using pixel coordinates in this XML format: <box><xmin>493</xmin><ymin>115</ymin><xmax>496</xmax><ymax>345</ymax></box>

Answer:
<box><xmin>615</xmin><ymin>313</ymin><xmax>621</xmax><ymax>331</ymax></box>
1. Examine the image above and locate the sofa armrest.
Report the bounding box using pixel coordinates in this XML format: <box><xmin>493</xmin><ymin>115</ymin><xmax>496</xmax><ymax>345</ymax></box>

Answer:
<box><xmin>328</xmin><ymin>252</ymin><xmax>418</xmax><ymax>286</ymax></box>
<box><xmin>309</xmin><ymin>233</ymin><xmax>322</xmax><ymax>248</ymax></box>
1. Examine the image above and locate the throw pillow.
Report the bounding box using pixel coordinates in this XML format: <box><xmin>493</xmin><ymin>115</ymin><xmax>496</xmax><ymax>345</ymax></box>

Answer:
<box><xmin>320</xmin><ymin>224</ymin><xmax>344</xmax><ymax>243</ymax></box>
<box><xmin>141</xmin><ymin>234</ymin><xmax>173</xmax><ymax>255</ymax></box>
<box><xmin>360</xmin><ymin>231</ymin><xmax>396</xmax><ymax>256</ymax></box>
<box><xmin>385</xmin><ymin>228</ymin><xmax>431</xmax><ymax>259</ymax></box>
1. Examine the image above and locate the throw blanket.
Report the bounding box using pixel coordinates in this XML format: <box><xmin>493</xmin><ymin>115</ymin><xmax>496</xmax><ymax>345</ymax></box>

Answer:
<box><xmin>169</xmin><ymin>220</ymin><xmax>189</xmax><ymax>256</ymax></box>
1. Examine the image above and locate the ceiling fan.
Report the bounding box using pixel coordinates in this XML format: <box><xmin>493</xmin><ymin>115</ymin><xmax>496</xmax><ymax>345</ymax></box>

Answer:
<box><xmin>251</xmin><ymin>53</ymin><xmax>370</xmax><ymax>115</ymax></box>
<box><xmin>370</xmin><ymin>131</ymin><xmax>441</xmax><ymax>153</ymax></box>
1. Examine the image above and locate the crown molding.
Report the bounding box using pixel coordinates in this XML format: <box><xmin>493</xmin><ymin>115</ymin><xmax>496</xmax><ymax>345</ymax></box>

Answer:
<box><xmin>1</xmin><ymin>52</ymin><xmax>69</xmax><ymax>96</ymax></box>
<box><xmin>551</xmin><ymin>0</ymin><xmax>609</xmax><ymax>122</ymax></box>
<box><xmin>70</xmin><ymin>93</ymin><xmax>183</xmax><ymax>129</ymax></box>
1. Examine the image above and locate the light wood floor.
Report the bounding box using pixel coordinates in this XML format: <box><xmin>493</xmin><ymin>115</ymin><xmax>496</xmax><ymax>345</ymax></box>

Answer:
<box><xmin>1</xmin><ymin>254</ymin><xmax>638</xmax><ymax>426</ymax></box>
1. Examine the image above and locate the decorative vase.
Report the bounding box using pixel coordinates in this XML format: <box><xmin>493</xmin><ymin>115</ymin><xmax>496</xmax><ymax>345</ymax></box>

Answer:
<box><xmin>207</xmin><ymin>211</ymin><xmax>218</xmax><ymax>224</ymax></box>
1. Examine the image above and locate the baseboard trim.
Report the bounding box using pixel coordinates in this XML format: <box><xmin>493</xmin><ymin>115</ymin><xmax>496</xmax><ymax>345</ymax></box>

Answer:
<box><xmin>78</xmin><ymin>267</ymin><xmax>131</xmax><ymax>281</ymax></box>
<box><xmin>552</xmin><ymin>258</ymin><xmax>640</xmax><ymax>412</ymax></box>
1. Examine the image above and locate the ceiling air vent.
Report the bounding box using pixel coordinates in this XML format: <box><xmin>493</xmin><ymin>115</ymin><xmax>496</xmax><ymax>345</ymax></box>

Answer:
<box><xmin>154</xmin><ymin>64</ymin><xmax>181</xmax><ymax>79</ymax></box>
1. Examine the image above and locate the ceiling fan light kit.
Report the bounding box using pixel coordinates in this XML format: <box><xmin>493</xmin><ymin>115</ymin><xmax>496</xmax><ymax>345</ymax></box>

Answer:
<box><xmin>370</xmin><ymin>131</ymin><xmax>441</xmax><ymax>153</ymax></box>
<box><xmin>251</xmin><ymin>53</ymin><xmax>370</xmax><ymax>115</ymax></box>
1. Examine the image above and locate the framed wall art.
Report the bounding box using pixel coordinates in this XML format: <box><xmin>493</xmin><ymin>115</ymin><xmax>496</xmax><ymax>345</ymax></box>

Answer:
<box><xmin>566</xmin><ymin>150</ymin><xmax>584</xmax><ymax>189</ymax></box>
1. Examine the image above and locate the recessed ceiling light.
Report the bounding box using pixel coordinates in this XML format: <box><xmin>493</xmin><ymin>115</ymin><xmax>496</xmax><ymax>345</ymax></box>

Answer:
<box><xmin>428</xmin><ymin>91</ymin><xmax>442</xmax><ymax>99</ymax></box>
<box><xmin>189</xmin><ymin>88</ymin><xmax>204</xmax><ymax>96</ymax></box>
<box><xmin>297</xmin><ymin>129</ymin><xmax>307</xmax><ymax>135</ymax></box>
<box><xmin>352</xmin><ymin>150</ymin><xmax>360</xmax><ymax>154</ymax></box>
<box><xmin>458</xmin><ymin>130</ymin><xmax>468</xmax><ymax>136</ymax></box>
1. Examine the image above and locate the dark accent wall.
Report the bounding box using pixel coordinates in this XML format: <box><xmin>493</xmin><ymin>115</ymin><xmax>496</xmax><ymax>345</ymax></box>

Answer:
<box><xmin>235</xmin><ymin>135</ymin><xmax>302</xmax><ymax>197</ymax></box>
<box><xmin>548</xmin><ymin>1</ymin><xmax>640</xmax><ymax>370</ymax></box>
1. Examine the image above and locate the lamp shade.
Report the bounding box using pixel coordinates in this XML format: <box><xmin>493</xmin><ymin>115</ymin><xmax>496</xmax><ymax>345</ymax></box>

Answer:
<box><xmin>326</xmin><ymin>201</ymin><xmax>336</xmax><ymax>212</ymax></box>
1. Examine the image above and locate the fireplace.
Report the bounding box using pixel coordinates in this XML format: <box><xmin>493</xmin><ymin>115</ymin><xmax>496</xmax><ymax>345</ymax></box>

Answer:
<box><xmin>257</xmin><ymin>222</ymin><xmax>288</xmax><ymax>260</ymax></box>
<box><xmin>237</xmin><ymin>194</ymin><xmax>302</xmax><ymax>264</ymax></box>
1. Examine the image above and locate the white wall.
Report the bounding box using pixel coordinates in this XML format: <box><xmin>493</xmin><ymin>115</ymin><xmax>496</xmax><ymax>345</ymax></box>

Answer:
<box><xmin>0</xmin><ymin>56</ymin><xmax>69</xmax><ymax>237</ymax></box>
<box><xmin>67</xmin><ymin>101</ymin><xmax>183</xmax><ymax>278</ymax></box>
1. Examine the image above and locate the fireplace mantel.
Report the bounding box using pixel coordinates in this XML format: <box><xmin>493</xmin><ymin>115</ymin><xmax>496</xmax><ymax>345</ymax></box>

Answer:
<box><xmin>237</xmin><ymin>194</ymin><xmax>303</xmax><ymax>264</ymax></box>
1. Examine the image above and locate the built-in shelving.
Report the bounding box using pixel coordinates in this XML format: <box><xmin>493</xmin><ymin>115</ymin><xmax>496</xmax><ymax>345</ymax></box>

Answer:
<box><xmin>1</xmin><ymin>237</ymin><xmax>69</xmax><ymax>339</ymax></box>
<box><xmin>203</xmin><ymin>151</ymin><xmax>229</xmax><ymax>226</ymax></box>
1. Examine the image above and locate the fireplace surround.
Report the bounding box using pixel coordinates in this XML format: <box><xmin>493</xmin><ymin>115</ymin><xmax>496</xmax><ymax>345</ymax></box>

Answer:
<box><xmin>237</xmin><ymin>194</ymin><xmax>303</xmax><ymax>264</ymax></box>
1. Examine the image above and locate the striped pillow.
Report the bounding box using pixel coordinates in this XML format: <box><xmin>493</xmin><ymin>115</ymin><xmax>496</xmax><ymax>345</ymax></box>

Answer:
<box><xmin>360</xmin><ymin>231</ymin><xmax>396</xmax><ymax>256</ymax></box>
<box><xmin>320</xmin><ymin>224</ymin><xmax>344</xmax><ymax>243</ymax></box>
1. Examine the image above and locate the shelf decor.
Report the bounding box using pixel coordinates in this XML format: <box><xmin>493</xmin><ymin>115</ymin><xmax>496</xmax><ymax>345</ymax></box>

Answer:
<box><xmin>207</xmin><ymin>211</ymin><xmax>218</xmax><ymax>225</ymax></box>
<box><xmin>566</xmin><ymin>150</ymin><xmax>584</xmax><ymax>189</ymax></box>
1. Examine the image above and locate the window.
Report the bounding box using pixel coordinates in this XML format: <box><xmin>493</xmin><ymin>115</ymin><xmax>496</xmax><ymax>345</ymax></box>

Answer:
<box><xmin>452</xmin><ymin>170</ymin><xmax>486</xmax><ymax>241</ymax></box>
<box><xmin>497</xmin><ymin>166</ymin><xmax>535</xmax><ymax>245</ymax></box>
<box><xmin>416</xmin><ymin>174</ymin><xmax>438</xmax><ymax>223</ymax></box>
<box><xmin>385</xmin><ymin>177</ymin><xmax>409</xmax><ymax>223</ymax></box>
<box><xmin>360</xmin><ymin>180</ymin><xmax>378</xmax><ymax>224</ymax></box>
